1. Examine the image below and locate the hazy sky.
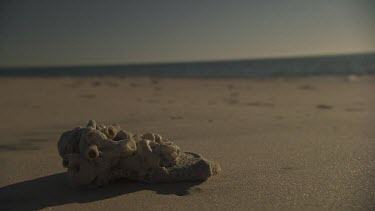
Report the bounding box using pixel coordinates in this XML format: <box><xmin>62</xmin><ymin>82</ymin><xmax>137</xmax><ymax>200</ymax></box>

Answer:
<box><xmin>0</xmin><ymin>0</ymin><xmax>374</xmax><ymax>67</ymax></box>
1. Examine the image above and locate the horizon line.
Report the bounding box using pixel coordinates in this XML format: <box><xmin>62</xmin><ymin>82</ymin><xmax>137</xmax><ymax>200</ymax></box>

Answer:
<box><xmin>1</xmin><ymin>51</ymin><xmax>374</xmax><ymax>69</ymax></box>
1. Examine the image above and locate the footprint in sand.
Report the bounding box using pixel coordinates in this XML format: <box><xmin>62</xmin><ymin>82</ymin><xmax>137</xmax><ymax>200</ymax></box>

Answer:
<box><xmin>316</xmin><ymin>104</ymin><xmax>333</xmax><ymax>109</ymax></box>
<box><xmin>170</xmin><ymin>115</ymin><xmax>184</xmax><ymax>120</ymax></box>
<box><xmin>225</xmin><ymin>99</ymin><xmax>239</xmax><ymax>105</ymax></box>
<box><xmin>92</xmin><ymin>81</ymin><xmax>118</xmax><ymax>87</ymax></box>
<box><xmin>150</xmin><ymin>78</ymin><xmax>160</xmax><ymax>85</ymax></box>
<box><xmin>227</xmin><ymin>84</ymin><xmax>235</xmax><ymax>90</ymax></box>
<box><xmin>91</xmin><ymin>81</ymin><xmax>102</xmax><ymax>87</ymax></box>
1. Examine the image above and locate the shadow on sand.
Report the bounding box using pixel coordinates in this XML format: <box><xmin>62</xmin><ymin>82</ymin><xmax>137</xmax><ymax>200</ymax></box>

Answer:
<box><xmin>0</xmin><ymin>173</ymin><xmax>203</xmax><ymax>210</ymax></box>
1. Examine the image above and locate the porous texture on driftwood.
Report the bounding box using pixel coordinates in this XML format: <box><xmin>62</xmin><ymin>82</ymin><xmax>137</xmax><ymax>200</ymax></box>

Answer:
<box><xmin>57</xmin><ymin>120</ymin><xmax>221</xmax><ymax>188</ymax></box>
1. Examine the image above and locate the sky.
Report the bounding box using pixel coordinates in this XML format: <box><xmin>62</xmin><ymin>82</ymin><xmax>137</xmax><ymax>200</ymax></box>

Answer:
<box><xmin>0</xmin><ymin>0</ymin><xmax>374</xmax><ymax>67</ymax></box>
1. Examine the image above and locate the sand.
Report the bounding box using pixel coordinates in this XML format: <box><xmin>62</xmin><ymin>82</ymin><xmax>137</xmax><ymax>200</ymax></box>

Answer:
<box><xmin>0</xmin><ymin>76</ymin><xmax>374</xmax><ymax>210</ymax></box>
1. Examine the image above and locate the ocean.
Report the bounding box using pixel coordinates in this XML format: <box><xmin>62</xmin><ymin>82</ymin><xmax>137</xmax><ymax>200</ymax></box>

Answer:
<box><xmin>0</xmin><ymin>53</ymin><xmax>374</xmax><ymax>78</ymax></box>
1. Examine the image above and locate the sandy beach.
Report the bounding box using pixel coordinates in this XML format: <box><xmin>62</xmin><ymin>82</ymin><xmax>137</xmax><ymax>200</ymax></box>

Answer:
<box><xmin>0</xmin><ymin>76</ymin><xmax>374</xmax><ymax>210</ymax></box>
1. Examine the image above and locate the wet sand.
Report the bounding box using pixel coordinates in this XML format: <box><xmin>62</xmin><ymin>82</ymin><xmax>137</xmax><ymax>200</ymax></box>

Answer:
<box><xmin>0</xmin><ymin>76</ymin><xmax>374</xmax><ymax>210</ymax></box>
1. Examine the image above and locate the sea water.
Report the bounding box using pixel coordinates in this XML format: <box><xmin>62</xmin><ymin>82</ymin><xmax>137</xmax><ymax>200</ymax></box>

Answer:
<box><xmin>0</xmin><ymin>53</ymin><xmax>374</xmax><ymax>78</ymax></box>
